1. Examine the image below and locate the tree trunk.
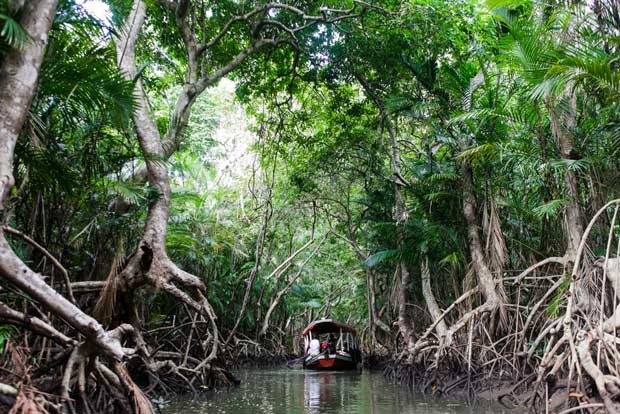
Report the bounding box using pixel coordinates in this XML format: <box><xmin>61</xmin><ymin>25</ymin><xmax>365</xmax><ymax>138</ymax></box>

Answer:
<box><xmin>0</xmin><ymin>0</ymin><xmax>128</xmax><ymax>360</ymax></box>
<box><xmin>420</xmin><ymin>256</ymin><xmax>448</xmax><ymax>338</ymax></box>
<box><xmin>548</xmin><ymin>93</ymin><xmax>596</xmax><ymax>314</ymax></box>
<box><xmin>462</xmin><ymin>164</ymin><xmax>505</xmax><ymax>310</ymax></box>
<box><xmin>366</xmin><ymin>268</ymin><xmax>378</xmax><ymax>349</ymax></box>
<box><xmin>548</xmin><ymin>97</ymin><xmax>585</xmax><ymax>257</ymax></box>
<box><xmin>110</xmin><ymin>0</ymin><xmax>220</xmax><ymax>364</ymax></box>
<box><xmin>388</xmin><ymin>123</ymin><xmax>416</xmax><ymax>352</ymax></box>
<box><xmin>226</xmin><ymin>193</ymin><xmax>272</xmax><ymax>344</ymax></box>
<box><xmin>333</xmin><ymin>231</ymin><xmax>381</xmax><ymax>349</ymax></box>
<box><xmin>0</xmin><ymin>0</ymin><xmax>58</xmax><ymax>209</ymax></box>
<box><xmin>354</xmin><ymin>72</ymin><xmax>416</xmax><ymax>352</ymax></box>
<box><xmin>259</xmin><ymin>235</ymin><xmax>326</xmax><ymax>336</ymax></box>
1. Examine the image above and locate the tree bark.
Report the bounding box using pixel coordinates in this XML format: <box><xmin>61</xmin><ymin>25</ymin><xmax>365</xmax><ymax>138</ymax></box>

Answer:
<box><xmin>0</xmin><ymin>0</ymin><xmax>58</xmax><ymax>208</ymax></box>
<box><xmin>0</xmin><ymin>301</ymin><xmax>73</xmax><ymax>345</ymax></box>
<box><xmin>366</xmin><ymin>268</ymin><xmax>379</xmax><ymax>348</ymax></box>
<box><xmin>332</xmin><ymin>231</ymin><xmax>382</xmax><ymax>348</ymax></box>
<box><xmin>225</xmin><ymin>192</ymin><xmax>272</xmax><ymax>345</ymax></box>
<box><xmin>390</xmin><ymin>139</ymin><xmax>415</xmax><ymax>351</ymax></box>
<box><xmin>548</xmin><ymin>93</ymin><xmax>596</xmax><ymax>315</ymax></box>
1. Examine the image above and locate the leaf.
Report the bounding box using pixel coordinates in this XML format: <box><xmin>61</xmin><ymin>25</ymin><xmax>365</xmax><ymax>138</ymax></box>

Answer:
<box><xmin>533</xmin><ymin>199</ymin><xmax>567</xmax><ymax>219</ymax></box>
<box><xmin>0</xmin><ymin>13</ymin><xmax>30</xmax><ymax>49</ymax></box>
<box><xmin>439</xmin><ymin>252</ymin><xmax>460</xmax><ymax>268</ymax></box>
<box><xmin>300</xmin><ymin>300</ymin><xmax>322</xmax><ymax>309</ymax></box>
<box><xmin>0</xmin><ymin>325</ymin><xmax>17</xmax><ymax>352</ymax></box>
<box><xmin>425</xmin><ymin>191</ymin><xmax>451</xmax><ymax>202</ymax></box>
<box><xmin>485</xmin><ymin>0</ymin><xmax>530</xmax><ymax>10</ymax></box>
<box><xmin>425</xmin><ymin>173</ymin><xmax>459</xmax><ymax>183</ymax></box>
<box><xmin>456</xmin><ymin>143</ymin><xmax>501</xmax><ymax>164</ymax></box>
<box><xmin>363</xmin><ymin>249</ymin><xmax>399</xmax><ymax>269</ymax></box>
<box><xmin>550</xmin><ymin>158</ymin><xmax>591</xmax><ymax>173</ymax></box>
<box><xmin>110</xmin><ymin>181</ymin><xmax>147</xmax><ymax>205</ymax></box>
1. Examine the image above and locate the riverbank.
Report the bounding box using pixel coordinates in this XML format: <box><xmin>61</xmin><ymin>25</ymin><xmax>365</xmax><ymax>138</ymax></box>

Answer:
<box><xmin>382</xmin><ymin>359</ymin><xmax>607</xmax><ymax>413</ymax></box>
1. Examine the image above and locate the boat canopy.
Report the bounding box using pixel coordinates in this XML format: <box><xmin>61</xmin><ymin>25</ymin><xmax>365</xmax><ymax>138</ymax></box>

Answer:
<box><xmin>302</xmin><ymin>319</ymin><xmax>356</xmax><ymax>336</ymax></box>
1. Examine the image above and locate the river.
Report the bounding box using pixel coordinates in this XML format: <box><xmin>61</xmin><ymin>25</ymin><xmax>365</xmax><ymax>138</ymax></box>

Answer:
<box><xmin>161</xmin><ymin>368</ymin><xmax>517</xmax><ymax>414</ymax></box>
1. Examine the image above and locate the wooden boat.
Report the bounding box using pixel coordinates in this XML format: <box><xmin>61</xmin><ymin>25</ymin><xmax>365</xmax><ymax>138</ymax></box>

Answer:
<box><xmin>301</xmin><ymin>319</ymin><xmax>361</xmax><ymax>370</ymax></box>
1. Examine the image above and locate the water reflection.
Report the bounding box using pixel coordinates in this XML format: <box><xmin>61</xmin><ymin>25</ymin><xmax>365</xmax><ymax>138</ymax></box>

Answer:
<box><xmin>304</xmin><ymin>372</ymin><xmax>358</xmax><ymax>413</ymax></box>
<box><xmin>163</xmin><ymin>369</ymin><xmax>518</xmax><ymax>414</ymax></box>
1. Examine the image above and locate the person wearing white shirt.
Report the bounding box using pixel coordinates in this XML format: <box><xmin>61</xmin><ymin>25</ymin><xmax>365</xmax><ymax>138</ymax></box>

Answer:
<box><xmin>308</xmin><ymin>338</ymin><xmax>320</xmax><ymax>356</ymax></box>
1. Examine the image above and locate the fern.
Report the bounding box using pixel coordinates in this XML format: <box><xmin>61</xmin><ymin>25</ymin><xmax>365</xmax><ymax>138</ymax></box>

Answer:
<box><xmin>439</xmin><ymin>252</ymin><xmax>461</xmax><ymax>268</ymax></box>
<box><xmin>109</xmin><ymin>181</ymin><xmax>148</xmax><ymax>205</ymax></box>
<box><xmin>550</xmin><ymin>158</ymin><xmax>591</xmax><ymax>173</ymax></box>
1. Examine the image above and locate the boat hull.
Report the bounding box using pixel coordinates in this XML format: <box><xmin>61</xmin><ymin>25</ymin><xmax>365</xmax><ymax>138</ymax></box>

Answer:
<box><xmin>303</xmin><ymin>353</ymin><xmax>358</xmax><ymax>370</ymax></box>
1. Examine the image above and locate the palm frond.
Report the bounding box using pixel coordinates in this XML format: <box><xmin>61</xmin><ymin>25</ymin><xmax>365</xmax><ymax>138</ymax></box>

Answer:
<box><xmin>363</xmin><ymin>249</ymin><xmax>399</xmax><ymax>269</ymax></box>
<box><xmin>93</xmin><ymin>241</ymin><xmax>125</xmax><ymax>325</ymax></box>
<box><xmin>456</xmin><ymin>143</ymin><xmax>502</xmax><ymax>164</ymax></box>
<box><xmin>550</xmin><ymin>158</ymin><xmax>591</xmax><ymax>173</ymax></box>
<box><xmin>0</xmin><ymin>12</ymin><xmax>29</xmax><ymax>49</ymax></box>
<box><xmin>532</xmin><ymin>199</ymin><xmax>567</xmax><ymax>219</ymax></box>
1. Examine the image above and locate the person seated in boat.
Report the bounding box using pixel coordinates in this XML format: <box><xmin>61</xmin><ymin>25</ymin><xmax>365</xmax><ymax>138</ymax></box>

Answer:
<box><xmin>308</xmin><ymin>338</ymin><xmax>320</xmax><ymax>356</ymax></box>
<box><xmin>328</xmin><ymin>334</ymin><xmax>337</xmax><ymax>353</ymax></box>
<box><xmin>320</xmin><ymin>337</ymin><xmax>330</xmax><ymax>356</ymax></box>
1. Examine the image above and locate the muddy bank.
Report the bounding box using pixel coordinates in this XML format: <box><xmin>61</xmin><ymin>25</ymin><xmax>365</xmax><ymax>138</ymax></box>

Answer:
<box><xmin>382</xmin><ymin>360</ymin><xmax>605</xmax><ymax>413</ymax></box>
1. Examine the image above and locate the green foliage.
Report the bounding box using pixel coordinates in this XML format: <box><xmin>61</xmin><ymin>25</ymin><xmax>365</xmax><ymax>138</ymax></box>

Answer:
<box><xmin>533</xmin><ymin>199</ymin><xmax>567</xmax><ymax>220</ymax></box>
<box><xmin>0</xmin><ymin>12</ymin><xmax>28</xmax><ymax>50</ymax></box>
<box><xmin>7</xmin><ymin>0</ymin><xmax>620</xmax><ymax>352</ymax></box>
<box><xmin>0</xmin><ymin>325</ymin><xmax>17</xmax><ymax>352</ymax></box>
<box><xmin>363</xmin><ymin>250</ymin><xmax>399</xmax><ymax>269</ymax></box>
<box><xmin>456</xmin><ymin>143</ymin><xmax>502</xmax><ymax>164</ymax></box>
<box><xmin>547</xmin><ymin>277</ymin><xmax>570</xmax><ymax>319</ymax></box>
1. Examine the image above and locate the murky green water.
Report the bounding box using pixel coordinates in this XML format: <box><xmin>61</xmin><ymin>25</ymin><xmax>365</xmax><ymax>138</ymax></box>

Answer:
<box><xmin>161</xmin><ymin>369</ymin><xmax>516</xmax><ymax>414</ymax></box>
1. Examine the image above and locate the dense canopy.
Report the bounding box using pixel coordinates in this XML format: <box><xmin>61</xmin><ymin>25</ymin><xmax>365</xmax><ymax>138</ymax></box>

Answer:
<box><xmin>1</xmin><ymin>0</ymin><xmax>620</xmax><ymax>413</ymax></box>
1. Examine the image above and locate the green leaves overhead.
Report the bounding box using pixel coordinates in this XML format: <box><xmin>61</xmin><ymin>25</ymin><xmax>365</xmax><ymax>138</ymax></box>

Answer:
<box><xmin>7</xmin><ymin>0</ymin><xmax>620</xmax><ymax>352</ymax></box>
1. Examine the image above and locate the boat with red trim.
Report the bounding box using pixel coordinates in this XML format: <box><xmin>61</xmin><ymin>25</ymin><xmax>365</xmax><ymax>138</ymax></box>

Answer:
<box><xmin>301</xmin><ymin>319</ymin><xmax>361</xmax><ymax>370</ymax></box>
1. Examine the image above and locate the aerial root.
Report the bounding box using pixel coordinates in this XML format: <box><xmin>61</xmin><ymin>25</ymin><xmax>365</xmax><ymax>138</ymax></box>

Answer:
<box><xmin>408</xmin><ymin>287</ymin><xmax>480</xmax><ymax>360</ymax></box>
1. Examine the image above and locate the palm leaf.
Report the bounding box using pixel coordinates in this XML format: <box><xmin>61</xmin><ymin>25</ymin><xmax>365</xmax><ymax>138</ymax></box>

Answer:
<box><xmin>456</xmin><ymin>143</ymin><xmax>502</xmax><ymax>164</ymax></box>
<box><xmin>532</xmin><ymin>199</ymin><xmax>567</xmax><ymax>219</ymax></box>
<box><xmin>0</xmin><ymin>13</ymin><xmax>29</xmax><ymax>49</ymax></box>
<box><xmin>363</xmin><ymin>249</ymin><xmax>399</xmax><ymax>269</ymax></box>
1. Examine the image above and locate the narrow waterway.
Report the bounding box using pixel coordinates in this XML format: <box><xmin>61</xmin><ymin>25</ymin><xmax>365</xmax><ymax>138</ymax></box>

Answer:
<box><xmin>161</xmin><ymin>369</ymin><xmax>517</xmax><ymax>414</ymax></box>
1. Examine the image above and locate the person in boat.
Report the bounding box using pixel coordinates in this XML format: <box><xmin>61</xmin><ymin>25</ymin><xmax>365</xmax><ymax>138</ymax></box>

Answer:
<box><xmin>321</xmin><ymin>337</ymin><xmax>329</xmax><ymax>355</ymax></box>
<box><xmin>309</xmin><ymin>338</ymin><xmax>320</xmax><ymax>356</ymax></box>
<box><xmin>328</xmin><ymin>333</ymin><xmax>337</xmax><ymax>353</ymax></box>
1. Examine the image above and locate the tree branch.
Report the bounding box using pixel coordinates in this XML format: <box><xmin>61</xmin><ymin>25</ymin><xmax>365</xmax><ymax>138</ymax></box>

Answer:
<box><xmin>3</xmin><ymin>226</ymin><xmax>75</xmax><ymax>303</ymax></box>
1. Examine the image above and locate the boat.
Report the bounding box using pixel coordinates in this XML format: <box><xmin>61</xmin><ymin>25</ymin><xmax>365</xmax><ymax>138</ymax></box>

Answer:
<box><xmin>301</xmin><ymin>319</ymin><xmax>361</xmax><ymax>370</ymax></box>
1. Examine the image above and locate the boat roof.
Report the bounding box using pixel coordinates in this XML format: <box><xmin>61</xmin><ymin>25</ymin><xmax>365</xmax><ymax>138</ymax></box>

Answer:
<box><xmin>302</xmin><ymin>319</ymin><xmax>356</xmax><ymax>336</ymax></box>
